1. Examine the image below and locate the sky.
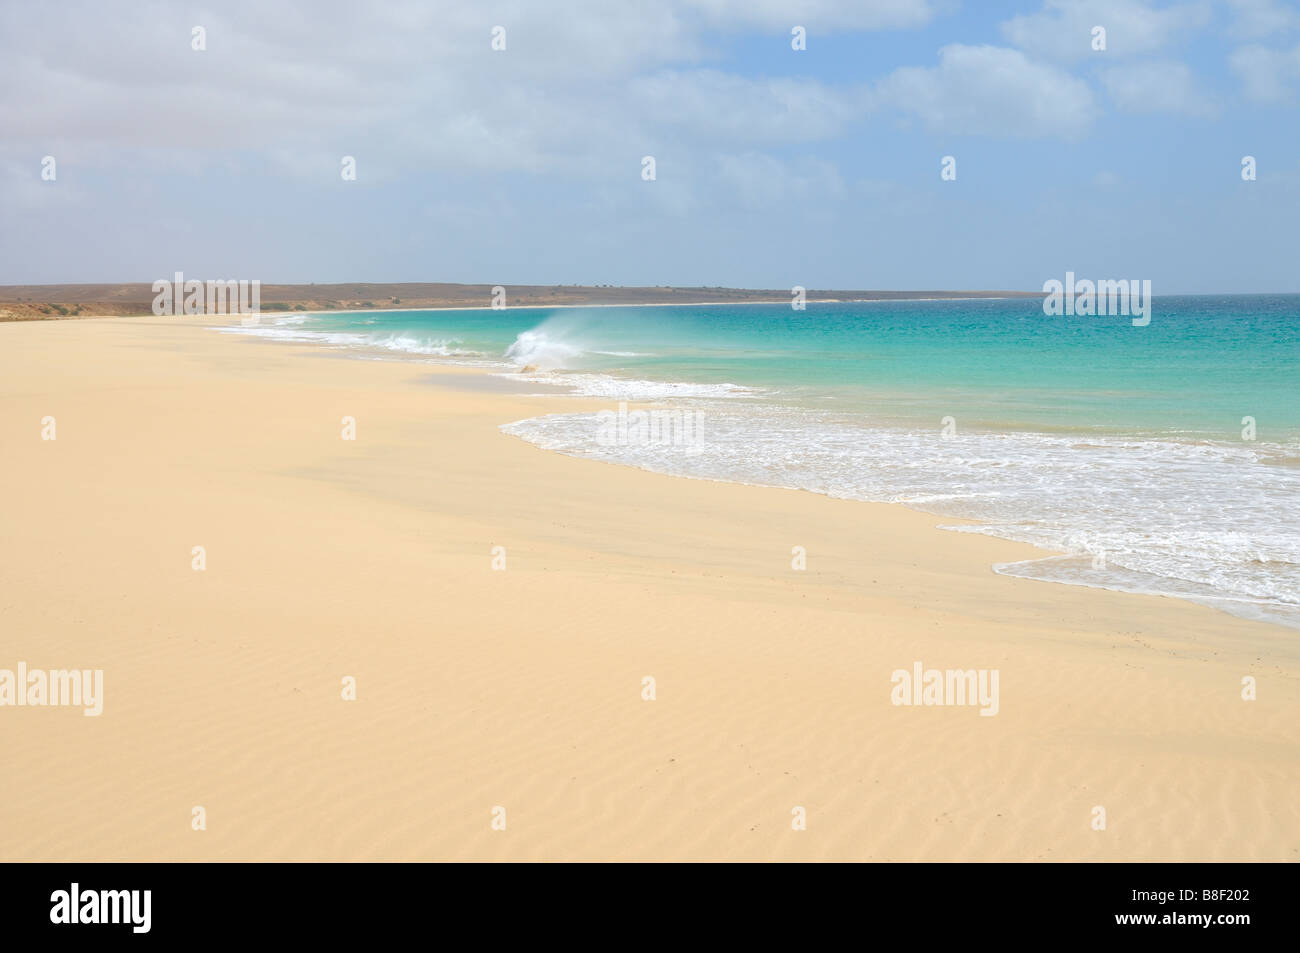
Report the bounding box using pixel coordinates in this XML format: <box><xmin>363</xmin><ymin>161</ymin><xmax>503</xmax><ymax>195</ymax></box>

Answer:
<box><xmin>2</xmin><ymin>0</ymin><xmax>1299</xmax><ymax>292</ymax></box>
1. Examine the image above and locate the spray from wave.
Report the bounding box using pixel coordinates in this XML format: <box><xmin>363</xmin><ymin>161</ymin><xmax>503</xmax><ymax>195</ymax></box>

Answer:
<box><xmin>502</xmin><ymin>313</ymin><xmax>611</xmax><ymax>370</ymax></box>
<box><xmin>503</xmin><ymin>329</ymin><xmax>586</xmax><ymax>369</ymax></box>
<box><xmin>499</xmin><ymin>312</ymin><xmax>760</xmax><ymax>399</ymax></box>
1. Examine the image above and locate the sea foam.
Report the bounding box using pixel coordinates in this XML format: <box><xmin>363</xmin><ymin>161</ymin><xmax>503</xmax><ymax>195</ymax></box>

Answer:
<box><xmin>503</xmin><ymin>405</ymin><xmax>1300</xmax><ymax>629</ymax></box>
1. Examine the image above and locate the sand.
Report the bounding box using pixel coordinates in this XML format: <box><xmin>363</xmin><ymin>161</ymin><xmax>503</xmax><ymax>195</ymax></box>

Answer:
<box><xmin>1</xmin><ymin>314</ymin><xmax>1296</xmax><ymax>861</ymax></box>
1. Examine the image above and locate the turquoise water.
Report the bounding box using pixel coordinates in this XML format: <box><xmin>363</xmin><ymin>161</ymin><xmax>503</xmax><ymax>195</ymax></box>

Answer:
<box><xmin>242</xmin><ymin>296</ymin><xmax>1299</xmax><ymax>436</ymax></box>
<box><xmin>225</xmin><ymin>295</ymin><xmax>1300</xmax><ymax>628</ymax></box>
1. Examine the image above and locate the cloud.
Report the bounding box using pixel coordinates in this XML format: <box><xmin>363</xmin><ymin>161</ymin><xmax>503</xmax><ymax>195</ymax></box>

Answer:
<box><xmin>873</xmin><ymin>44</ymin><xmax>1099</xmax><ymax>138</ymax></box>
<box><xmin>629</xmin><ymin>70</ymin><xmax>866</xmax><ymax>144</ymax></box>
<box><xmin>1230</xmin><ymin>43</ymin><xmax>1300</xmax><ymax>102</ymax></box>
<box><xmin>1001</xmin><ymin>0</ymin><xmax>1210</xmax><ymax>62</ymax></box>
<box><xmin>0</xmin><ymin>0</ymin><xmax>928</xmax><ymax>183</ymax></box>
<box><xmin>1225</xmin><ymin>0</ymin><xmax>1300</xmax><ymax>38</ymax></box>
<box><xmin>1100</xmin><ymin>60</ymin><xmax>1219</xmax><ymax>116</ymax></box>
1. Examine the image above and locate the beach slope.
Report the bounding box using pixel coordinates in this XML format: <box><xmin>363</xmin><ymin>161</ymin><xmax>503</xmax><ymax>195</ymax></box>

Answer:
<box><xmin>0</xmin><ymin>315</ymin><xmax>1296</xmax><ymax>861</ymax></box>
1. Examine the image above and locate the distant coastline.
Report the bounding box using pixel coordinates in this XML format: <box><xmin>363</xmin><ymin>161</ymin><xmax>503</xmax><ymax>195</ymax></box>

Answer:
<box><xmin>0</xmin><ymin>282</ymin><xmax>1039</xmax><ymax>322</ymax></box>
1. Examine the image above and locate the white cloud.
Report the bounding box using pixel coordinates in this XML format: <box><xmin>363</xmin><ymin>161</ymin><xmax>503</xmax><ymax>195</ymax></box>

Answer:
<box><xmin>1229</xmin><ymin>43</ymin><xmax>1300</xmax><ymax>102</ymax></box>
<box><xmin>1100</xmin><ymin>60</ymin><xmax>1219</xmax><ymax>116</ymax></box>
<box><xmin>0</xmin><ymin>0</ymin><xmax>929</xmax><ymax>184</ymax></box>
<box><xmin>1225</xmin><ymin>0</ymin><xmax>1300</xmax><ymax>38</ymax></box>
<box><xmin>1001</xmin><ymin>0</ymin><xmax>1210</xmax><ymax>62</ymax></box>
<box><xmin>630</xmin><ymin>70</ymin><xmax>866</xmax><ymax>143</ymax></box>
<box><xmin>874</xmin><ymin>44</ymin><xmax>1099</xmax><ymax>138</ymax></box>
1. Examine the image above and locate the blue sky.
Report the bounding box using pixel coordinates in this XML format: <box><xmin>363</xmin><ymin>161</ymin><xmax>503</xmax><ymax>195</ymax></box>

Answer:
<box><xmin>2</xmin><ymin>0</ymin><xmax>1298</xmax><ymax>292</ymax></box>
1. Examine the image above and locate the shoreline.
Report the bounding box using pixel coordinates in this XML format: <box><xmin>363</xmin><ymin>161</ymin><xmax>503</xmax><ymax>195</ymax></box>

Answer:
<box><xmin>2</xmin><ymin>313</ymin><xmax>1297</xmax><ymax>861</ymax></box>
<box><xmin>222</xmin><ymin>316</ymin><xmax>1300</xmax><ymax>632</ymax></box>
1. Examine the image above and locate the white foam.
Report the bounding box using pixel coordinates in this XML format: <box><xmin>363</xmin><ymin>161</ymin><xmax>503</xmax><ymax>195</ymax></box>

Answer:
<box><xmin>503</xmin><ymin>406</ymin><xmax>1300</xmax><ymax>629</ymax></box>
<box><xmin>496</xmin><ymin>370</ymin><xmax>759</xmax><ymax>400</ymax></box>
<box><xmin>219</xmin><ymin>323</ymin><xmax>483</xmax><ymax>357</ymax></box>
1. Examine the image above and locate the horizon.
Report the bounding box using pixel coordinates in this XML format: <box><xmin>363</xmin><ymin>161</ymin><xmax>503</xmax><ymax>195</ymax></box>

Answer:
<box><xmin>7</xmin><ymin>277</ymin><xmax>1300</xmax><ymax>295</ymax></box>
<box><xmin>9</xmin><ymin>280</ymin><xmax>1300</xmax><ymax>320</ymax></box>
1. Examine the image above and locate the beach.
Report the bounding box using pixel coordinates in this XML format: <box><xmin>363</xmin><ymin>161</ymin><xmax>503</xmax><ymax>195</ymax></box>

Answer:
<box><xmin>1</xmin><ymin>313</ymin><xmax>1296</xmax><ymax>862</ymax></box>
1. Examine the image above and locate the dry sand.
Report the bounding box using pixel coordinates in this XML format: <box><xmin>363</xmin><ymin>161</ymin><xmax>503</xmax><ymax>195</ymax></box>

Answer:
<box><xmin>1</xmin><ymin>314</ymin><xmax>1296</xmax><ymax>861</ymax></box>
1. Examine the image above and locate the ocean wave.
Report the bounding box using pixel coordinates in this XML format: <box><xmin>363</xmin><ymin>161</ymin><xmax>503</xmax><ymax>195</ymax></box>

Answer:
<box><xmin>219</xmin><ymin>323</ymin><xmax>483</xmax><ymax>357</ymax></box>
<box><xmin>501</xmin><ymin>313</ymin><xmax>665</xmax><ymax>369</ymax></box>
<box><xmin>503</xmin><ymin>328</ymin><xmax>585</xmax><ymax>368</ymax></box>
<box><xmin>502</xmin><ymin>407</ymin><xmax>1300</xmax><ymax>629</ymax></box>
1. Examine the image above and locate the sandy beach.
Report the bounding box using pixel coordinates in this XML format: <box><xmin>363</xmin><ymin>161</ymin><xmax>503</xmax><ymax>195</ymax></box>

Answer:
<box><xmin>1</xmin><ymin>314</ymin><xmax>1296</xmax><ymax>862</ymax></box>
